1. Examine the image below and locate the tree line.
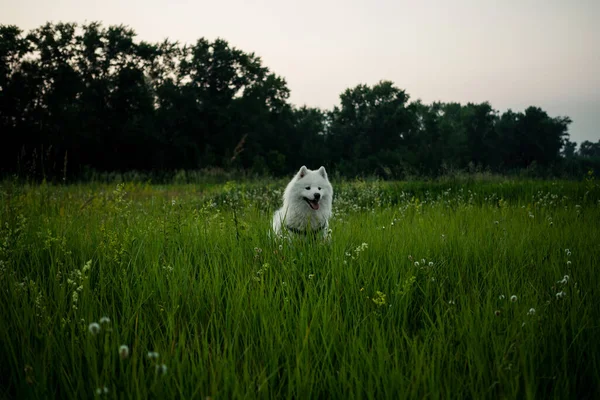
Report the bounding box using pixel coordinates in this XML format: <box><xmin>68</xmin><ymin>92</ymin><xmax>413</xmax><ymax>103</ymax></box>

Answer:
<box><xmin>1</xmin><ymin>22</ymin><xmax>598</xmax><ymax>181</ymax></box>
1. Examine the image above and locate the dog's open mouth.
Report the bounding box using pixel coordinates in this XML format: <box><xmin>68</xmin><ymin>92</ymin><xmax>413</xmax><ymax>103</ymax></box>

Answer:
<box><xmin>304</xmin><ymin>197</ymin><xmax>320</xmax><ymax>210</ymax></box>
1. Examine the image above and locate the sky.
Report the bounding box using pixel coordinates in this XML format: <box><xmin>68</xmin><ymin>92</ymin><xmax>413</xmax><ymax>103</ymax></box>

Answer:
<box><xmin>2</xmin><ymin>0</ymin><xmax>599</xmax><ymax>145</ymax></box>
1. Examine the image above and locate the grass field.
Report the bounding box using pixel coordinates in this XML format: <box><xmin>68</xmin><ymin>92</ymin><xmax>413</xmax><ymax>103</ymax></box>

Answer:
<box><xmin>1</xmin><ymin>175</ymin><xmax>599</xmax><ymax>399</ymax></box>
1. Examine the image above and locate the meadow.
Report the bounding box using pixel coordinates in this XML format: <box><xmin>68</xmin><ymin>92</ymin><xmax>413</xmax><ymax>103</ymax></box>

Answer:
<box><xmin>1</xmin><ymin>174</ymin><xmax>599</xmax><ymax>399</ymax></box>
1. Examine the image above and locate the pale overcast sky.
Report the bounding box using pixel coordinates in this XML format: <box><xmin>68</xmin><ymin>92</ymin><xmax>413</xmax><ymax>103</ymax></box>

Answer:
<box><xmin>2</xmin><ymin>0</ymin><xmax>599</xmax><ymax>145</ymax></box>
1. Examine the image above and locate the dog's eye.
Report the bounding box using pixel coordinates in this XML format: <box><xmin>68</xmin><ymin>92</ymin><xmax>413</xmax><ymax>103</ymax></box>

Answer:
<box><xmin>318</xmin><ymin>187</ymin><xmax>321</xmax><ymax>190</ymax></box>
<box><xmin>305</xmin><ymin>186</ymin><xmax>310</xmax><ymax>190</ymax></box>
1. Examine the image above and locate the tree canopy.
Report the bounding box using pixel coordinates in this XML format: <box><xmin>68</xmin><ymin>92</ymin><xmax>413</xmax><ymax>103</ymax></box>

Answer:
<box><xmin>1</xmin><ymin>22</ymin><xmax>594</xmax><ymax>181</ymax></box>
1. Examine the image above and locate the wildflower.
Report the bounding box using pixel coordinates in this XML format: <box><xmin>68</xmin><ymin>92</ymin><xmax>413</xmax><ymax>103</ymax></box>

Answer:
<box><xmin>421</xmin><ymin>258</ymin><xmax>426</xmax><ymax>265</ymax></box>
<box><xmin>499</xmin><ymin>294</ymin><xmax>505</xmax><ymax>300</ymax></box>
<box><xmin>119</xmin><ymin>345</ymin><xmax>130</xmax><ymax>360</ymax></box>
<box><xmin>556</xmin><ymin>291</ymin><xmax>566</xmax><ymax>299</ymax></box>
<box><xmin>308</xmin><ymin>274</ymin><xmax>314</xmax><ymax>280</ymax></box>
<box><xmin>558</xmin><ymin>275</ymin><xmax>570</xmax><ymax>285</ymax></box>
<box><xmin>88</xmin><ymin>322</ymin><xmax>101</xmax><ymax>336</ymax></box>
<box><xmin>567</xmin><ymin>261</ymin><xmax>572</xmax><ymax>266</ymax></box>
<box><xmin>565</xmin><ymin>249</ymin><xmax>571</xmax><ymax>256</ymax></box>
<box><xmin>428</xmin><ymin>261</ymin><xmax>434</xmax><ymax>267</ymax></box>
<box><xmin>147</xmin><ymin>351</ymin><xmax>160</xmax><ymax>360</ymax></box>
<box><xmin>171</xmin><ymin>199</ymin><xmax>176</xmax><ymax>206</ymax></box>
<box><xmin>494</xmin><ymin>310</ymin><xmax>501</xmax><ymax>316</ymax></box>
<box><xmin>494</xmin><ymin>220</ymin><xmax>499</xmax><ymax>225</ymax></box>
<box><xmin>372</xmin><ymin>291</ymin><xmax>387</xmax><ymax>307</ymax></box>
<box><xmin>82</xmin><ymin>260</ymin><xmax>92</xmax><ymax>273</ymax></box>
<box><xmin>94</xmin><ymin>385</ymin><xmax>109</xmax><ymax>395</ymax></box>
<box><xmin>408</xmin><ymin>255</ymin><xmax>413</xmax><ymax>260</ymax></box>
<box><xmin>414</xmin><ymin>261</ymin><xmax>420</xmax><ymax>267</ymax></box>
<box><xmin>99</xmin><ymin>317</ymin><xmax>110</xmax><ymax>325</ymax></box>
<box><xmin>510</xmin><ymin>295</ymin><xmax>517</xmax><ymax>303</ymax></box>
<box><xmin>527</xmin><ymin>308</ymin><xmax>536</xmax><ymax>316</ymax></box>
<box><xmin>448</xmin><ymin>300</ymin><xmax>456</xmax><ymax>305</ymax></box>
<box><xmin>155</xmin><ymin>364</ymin><xmax>168</xmax><ymax>376</ymax></box>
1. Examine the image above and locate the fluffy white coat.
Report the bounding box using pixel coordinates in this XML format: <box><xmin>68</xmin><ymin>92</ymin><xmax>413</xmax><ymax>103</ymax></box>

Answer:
<box><xmin>272</xmin><ymin>166</ymin><xmax>333</xmax><ymax>238</ymax></box>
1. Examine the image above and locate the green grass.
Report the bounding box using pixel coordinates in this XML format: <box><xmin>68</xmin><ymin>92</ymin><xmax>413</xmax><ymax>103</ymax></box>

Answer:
<box><xmin>1</xmin><ymin>176</ymin><xmax>599</xmax><ymax>399</ymax></box>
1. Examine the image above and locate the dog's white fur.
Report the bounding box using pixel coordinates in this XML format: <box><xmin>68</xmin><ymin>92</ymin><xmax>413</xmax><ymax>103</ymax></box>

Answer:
<box><xmin>272</xmin><ymin>166</ymin><xmax>333</xmax><ymax>238</ymax></box>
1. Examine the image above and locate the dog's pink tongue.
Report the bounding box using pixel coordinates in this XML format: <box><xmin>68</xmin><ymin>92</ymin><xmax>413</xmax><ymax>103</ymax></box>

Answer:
<box><xmin>311</xmin><ymin>201</ymin><xmax>320</xmax><ymax>210</ymax></box>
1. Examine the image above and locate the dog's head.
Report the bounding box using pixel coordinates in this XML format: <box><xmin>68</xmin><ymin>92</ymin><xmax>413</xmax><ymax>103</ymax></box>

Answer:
<box><xmin>291</xmin><ymin>166</ymin><xmax>332</xmax><ymax>211</ymax></box>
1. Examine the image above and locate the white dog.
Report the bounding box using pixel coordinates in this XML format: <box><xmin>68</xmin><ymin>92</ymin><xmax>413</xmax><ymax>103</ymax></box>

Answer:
<box><xmin>272</xmin><ymin>166</ymin><xmax>333</xmax><ymax>238</ymax></box>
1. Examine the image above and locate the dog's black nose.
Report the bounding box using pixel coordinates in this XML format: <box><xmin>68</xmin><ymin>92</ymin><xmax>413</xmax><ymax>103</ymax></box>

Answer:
<box><xmin>313</xmin><ymin>193</ymin><xmax>321</xmax><ymax>200</ymax></box>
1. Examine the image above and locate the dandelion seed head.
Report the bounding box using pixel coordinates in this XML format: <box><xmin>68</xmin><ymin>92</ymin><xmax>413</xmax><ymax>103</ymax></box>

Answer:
<box><xmin>428</xmin><ymin>261</ymin><xmax>434</xmax><ymax>267</ymax></box>
<box><xmin>99</xmin><ymin>317</ymin><xmax>110</xmax><ymax>325</ymax></box>
<box><xmin>499</xmin><ymin>294</ymin><xmax>505</xmax><ymax>300</ymax></box>
<box><xmin>119</xmin><ymin>345</ymin><xmax>130</xmax><ymax>360</ymax></box>
<box><xmin>494</xmin><ymin>310</ymin><xmax>501</xmax><ymax>316</ymax></box>
<box><xmin>528</xmin><ymin>308</ymin><xmax>536</xmax><ymax>315</ymax></box>
<box><xmin>510</xmin><ymin>295</ymin><xmax>518</xmax><ymax>303</ymax></box>
<box><xmin>147</xmin><ymin>351</ymin><xmax>160</xmax><ymax>360</ymax></box>
<box><xmin>88</xmin><ymin>322</ymin><xmax>100</xmax><ymax>335</ymax></box>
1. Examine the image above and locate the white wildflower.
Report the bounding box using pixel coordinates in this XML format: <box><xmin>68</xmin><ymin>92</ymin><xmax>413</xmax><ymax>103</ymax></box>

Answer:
<box><xmin>156</xmin><ymin>364</ymin><xmax>168</xmax><ymax>376</ymax></box>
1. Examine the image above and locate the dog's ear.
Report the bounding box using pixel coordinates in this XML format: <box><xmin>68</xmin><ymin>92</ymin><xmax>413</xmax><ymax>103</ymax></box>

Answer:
<box><xmin>297</xmin><ymin>165</ymin><xmax>308</xmax><ymax>179</ymax></box>
<box><xmin>317</xmin><ymin>166</ymin><xmax>327</xmax><ymax>179</ymax></box>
